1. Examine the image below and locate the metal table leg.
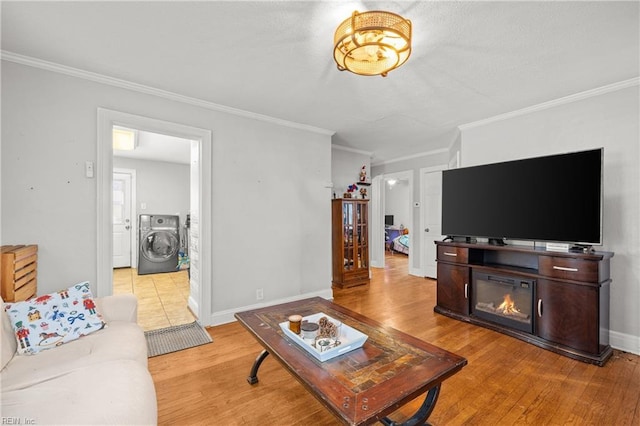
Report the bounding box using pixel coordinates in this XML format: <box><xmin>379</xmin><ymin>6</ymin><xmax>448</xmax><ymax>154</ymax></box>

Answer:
<box><xmin>380</xmin><ymin>384</ymin><xmax>441</xmax><ymax>426</ymax></box>
<box><xmin>247</xmin><ymin>349</ymin><xmax>270</xmax><ymax>385</ymax></box>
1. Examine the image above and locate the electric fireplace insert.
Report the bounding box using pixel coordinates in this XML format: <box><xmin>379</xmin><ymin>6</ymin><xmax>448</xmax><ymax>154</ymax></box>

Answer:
<box><xmin>472</xmin><ymin>272</ymin><xmax>534</xmax><ymax>334</ymax></box>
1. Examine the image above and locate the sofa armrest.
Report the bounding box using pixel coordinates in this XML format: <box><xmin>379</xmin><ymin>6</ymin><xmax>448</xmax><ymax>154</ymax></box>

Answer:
<box><xmin>95</xmin><ymin>294</ymin><xmax>138</xmax><ymax>323</ymax></box>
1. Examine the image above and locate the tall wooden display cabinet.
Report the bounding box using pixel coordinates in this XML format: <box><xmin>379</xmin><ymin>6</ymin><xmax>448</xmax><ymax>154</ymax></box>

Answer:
<box><xmin>331</xmin><ymin>198</ymin><xmax>370</xmax><ymax>288</ymax></box>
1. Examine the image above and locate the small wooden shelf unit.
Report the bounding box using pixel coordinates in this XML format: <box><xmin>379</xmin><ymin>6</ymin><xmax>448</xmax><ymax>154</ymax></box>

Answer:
<box><xmin>1</xmin><ymin>245</ymin><xmax>38</xmax><ymax>302</ymax></box>
<box><xmin>434</xmin><ymin>241</ymin><xmax>613</xmax><ymax>366</ymax></box>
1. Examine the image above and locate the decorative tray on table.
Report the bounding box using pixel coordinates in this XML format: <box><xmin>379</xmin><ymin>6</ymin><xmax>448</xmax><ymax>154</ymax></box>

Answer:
<box><xmin>279</xmin><ymin>312</ymin><xmax>368</xmax><ymax>362</ymax></box>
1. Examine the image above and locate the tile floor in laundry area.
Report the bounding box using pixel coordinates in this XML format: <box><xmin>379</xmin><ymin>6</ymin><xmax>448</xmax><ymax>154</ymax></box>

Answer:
<box><xmin>113</xmin><ymin>268</ymin><xmax>196</xmax><ymax>331</ymax></box>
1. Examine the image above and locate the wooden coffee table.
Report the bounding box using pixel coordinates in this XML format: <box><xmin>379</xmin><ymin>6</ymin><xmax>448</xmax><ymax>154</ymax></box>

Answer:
<box><xmin>235</xmin><ymin>297</ymin><xmax>467</xmax><ymax>425</ymax></box>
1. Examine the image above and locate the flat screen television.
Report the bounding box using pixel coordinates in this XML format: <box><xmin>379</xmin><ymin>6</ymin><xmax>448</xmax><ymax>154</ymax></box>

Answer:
<box><xmin>441</xmin><ymin>148</ymin><xmax>603</xmax><ymax>245</ymax></box>
<box><xmin>385</xmin><ymin>215</ymin><xmax>394</xmax><ymax>226</ymax></box>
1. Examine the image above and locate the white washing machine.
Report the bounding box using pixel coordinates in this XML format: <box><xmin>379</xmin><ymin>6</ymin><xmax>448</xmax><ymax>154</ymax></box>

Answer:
<box><xmin>138</xmin><ymin>214</ymin><xmax>180</xmax><ymax>275</ymax></box>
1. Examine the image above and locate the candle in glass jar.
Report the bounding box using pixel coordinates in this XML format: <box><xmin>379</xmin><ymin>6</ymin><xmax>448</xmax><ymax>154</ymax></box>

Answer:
<box><xmin>288</xmin><ymin>314</ymin><xmax>302</xmax><ymax>334</ymax></box>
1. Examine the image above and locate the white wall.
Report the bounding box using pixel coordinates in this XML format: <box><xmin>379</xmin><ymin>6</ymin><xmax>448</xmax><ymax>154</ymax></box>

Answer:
<box><xmin>113</xmin><ymin>157</ymin><xmax>190</xmax><ymax>225</ymax></box>
<box><xmin>1</xmin><ymin>61</ymin><xmax>333</xmax><ymax>324</ymax></box>
<box><xmin>460</xmin><ymin>84</ymin><xmax>640</xmax><ymax>354</ymax></box>
<box><xmin>331</xmin><ymin>146</ymin><xmax>371</xmax><ymax>198</ymax></box>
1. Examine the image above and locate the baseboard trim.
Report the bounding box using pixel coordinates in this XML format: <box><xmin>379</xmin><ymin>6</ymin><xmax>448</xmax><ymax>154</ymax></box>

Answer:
<box><xmin>610</xmin><ymin>330</ymin><xmax>640</xmax><ymax>355</ymax></box>
<box><xmin>208</xmin><ymin>288</ymin><xmax>334</xmax><ymax>326</ymax></box>
<box><xmin>409</xmin><ymin>267</ymin><xmax>424</xmax><ymax>278</ymax></box>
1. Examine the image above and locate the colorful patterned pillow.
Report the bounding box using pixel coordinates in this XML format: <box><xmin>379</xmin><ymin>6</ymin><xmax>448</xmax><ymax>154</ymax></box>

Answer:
<box><xmin>4</xmin><ymin>282</ymin><xmax>106</xmax><ymax>355</ymax></box>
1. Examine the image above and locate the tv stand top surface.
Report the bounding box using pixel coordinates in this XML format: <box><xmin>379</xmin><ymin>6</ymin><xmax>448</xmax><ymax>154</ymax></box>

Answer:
<box><xmin>436</xmin><ymin>240</ymin><xmax>613</xmax><ymax>261</ymax></box>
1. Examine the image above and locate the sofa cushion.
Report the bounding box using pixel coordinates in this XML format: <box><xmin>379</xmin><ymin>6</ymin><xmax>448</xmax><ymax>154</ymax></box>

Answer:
<box><xmin>1</xmin><ymin>296</ymin><xmax>17</xmax><ymax>371</ymax></box>
<box><xmin>1</xmin><ymin>320</ymin><xmax>148</xmax><ymax>392</ymax></box>
<box><xmin>4</xmin><ymin>282</ymin><xmax>106</xmax><ymax>355</ymax></box>
<box><xmin>1</xmin><ymin>359</ymin><xmax>157</xmax><ymax>425</ymax></box>
<box><xmin>95</xmin><ymin>293</ymin><xmax>138</xmax><ymax>323</ymax></box>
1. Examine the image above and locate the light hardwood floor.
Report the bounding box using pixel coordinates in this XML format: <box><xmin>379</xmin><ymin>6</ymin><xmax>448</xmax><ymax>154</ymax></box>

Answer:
<box><xmin>113</xmin><ymin>268</ymin><xmax>195</xmax><ymax>331</ymax></box>
<box><xmin>148</xmin><ymin>254</ymin><xmax>639</xmax><ymax>425</ymax></box>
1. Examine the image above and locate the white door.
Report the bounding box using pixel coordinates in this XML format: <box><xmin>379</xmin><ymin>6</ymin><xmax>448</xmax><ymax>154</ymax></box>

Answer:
<box><xmin>422</xmin><ymin>170</ymin><xmax>444</xmax><ymax>279</ymax></box>
<box><xmin>113</xmin><ymin>172</ymin><xmax>132</xmax><ymax>268</ymax></box>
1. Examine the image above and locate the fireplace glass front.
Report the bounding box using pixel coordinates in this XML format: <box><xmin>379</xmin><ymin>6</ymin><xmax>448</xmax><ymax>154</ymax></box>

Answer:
<box><xmin>472</xmin><ymin>272</ymin><xmax>534</xmax><ymax>333</ymax></box>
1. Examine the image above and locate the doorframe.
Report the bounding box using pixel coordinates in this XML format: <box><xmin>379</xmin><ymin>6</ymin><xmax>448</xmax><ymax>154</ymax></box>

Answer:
<box><xmin>419</xmin><ymin>164</ymin><xmax>449</xmax><ymax>278</ymax></box>
<box><xmin>369</xmin><ymin>175</ymin><xmax>384</xmax><ymax>268</ymax></box>
<box><xmin>113</xmin><ymin>168</ymin><xmax>137</xmax><ymax>268</ymax></box>
<box><xmin>97</xmin><ymin>108</ymin><xmax>212</xmax><ymax>325</ymax></box>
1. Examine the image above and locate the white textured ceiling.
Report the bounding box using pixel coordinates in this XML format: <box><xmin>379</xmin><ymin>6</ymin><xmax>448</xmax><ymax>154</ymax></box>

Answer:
<box><xmin>2</xmin><ymin>1</ymin><xmax>638</xmax><ymax>163</ymax></box>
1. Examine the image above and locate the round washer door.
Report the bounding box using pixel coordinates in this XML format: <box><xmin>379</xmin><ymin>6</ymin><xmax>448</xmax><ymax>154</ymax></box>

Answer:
<box><xmin>141</xmin><ymin>230</ymin><xmax>179</xmax><ymax>262</ymax></box>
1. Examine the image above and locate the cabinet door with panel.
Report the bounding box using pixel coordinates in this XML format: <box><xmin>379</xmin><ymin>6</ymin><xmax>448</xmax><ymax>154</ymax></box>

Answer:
<box><xmin>436</xmin><ymin>262</ymin><xmax>470</xmax><ymax>315</ymax></box>
<box><xmin>332</xmin><ymin>199</ymin><xmax>369</xmax><ymax>288</ymax></box>
<box><xmin>535</xmin><ymin>278</ymin><xmax>599</xmax><ymax>354</ymax></box>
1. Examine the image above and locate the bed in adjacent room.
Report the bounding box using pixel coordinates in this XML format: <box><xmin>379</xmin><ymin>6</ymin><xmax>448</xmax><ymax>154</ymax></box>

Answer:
<box><xmin>392</xmin><ymin>234</ymin><xmax>409</xmax><ymax>255</ymax></box>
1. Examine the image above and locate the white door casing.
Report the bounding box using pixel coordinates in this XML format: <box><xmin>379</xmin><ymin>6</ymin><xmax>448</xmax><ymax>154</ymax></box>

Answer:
<box><xmin>97</xmin><ymin>108</ymin><xmax>212</xmax><ymax>325</ymax></box>
<box><xmin>369</xmin><ymin>174</ymin><xmax>384</xmax><ymax>268</ymax></box>
<box><xmin>420</xmin><ymin>165</ymin><xmax>448</xmax><ymax>279</ymax></box>
<box><xmin>112</xmin><ymin>171</ymin><xmax>133</xmax><ymax>268</ymax></box>
<box><xmin>188</xmin><ymin>139</ymin><xmax>200</xmax><ymax>312</ymax></box>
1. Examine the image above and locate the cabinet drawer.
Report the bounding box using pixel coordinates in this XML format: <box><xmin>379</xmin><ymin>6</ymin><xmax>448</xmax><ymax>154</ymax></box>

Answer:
<box><xmin>539</xmin><ymin>256</ymin><xmax>598</xmax><ymax>283</ymax></box>
<box><xmin>437</xmin><ymin>246</ymin><xmax>468</xmax><ymax>263</ymax></box>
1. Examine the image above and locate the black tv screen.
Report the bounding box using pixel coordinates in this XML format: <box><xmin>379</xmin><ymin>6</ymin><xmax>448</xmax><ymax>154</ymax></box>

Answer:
<box><xmin>441</xmin><ymin>148</ymin><xmax>603</xmax><ymax>245</ymax></box>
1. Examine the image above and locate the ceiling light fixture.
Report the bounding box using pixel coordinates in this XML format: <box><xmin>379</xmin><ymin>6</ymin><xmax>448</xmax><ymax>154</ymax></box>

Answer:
<box><xmin>112</xmin><ymin>126</ymin><xmax>138</xmax><ymax>151</ymax></box>
<box><xmin>333</xmin><ymin>10</ymin><xmax>412</xmax><ymax>77</ymax></box>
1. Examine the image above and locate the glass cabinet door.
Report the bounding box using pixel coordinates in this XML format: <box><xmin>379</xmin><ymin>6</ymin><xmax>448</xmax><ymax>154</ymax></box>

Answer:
<box><xmin>341</xmin><ymin>200</ymin><xmax>368</xmax><ymax>271</ymax></box>
<box><xmin>356</xmin><ymin>201</ymin><xmax>368</xmax><ymax>269</ymax></box>
<box><xmin>343</xmin><ymin>202</ymin><xmax>355</xmax><ymax>270</ymax></box>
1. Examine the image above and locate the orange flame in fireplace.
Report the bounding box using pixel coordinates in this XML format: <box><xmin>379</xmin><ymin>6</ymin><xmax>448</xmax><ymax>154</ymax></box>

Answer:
<box><xmin>496</xmin><ymin>294</ymin><xmax>521</xmax><ymax>315</ymax></box>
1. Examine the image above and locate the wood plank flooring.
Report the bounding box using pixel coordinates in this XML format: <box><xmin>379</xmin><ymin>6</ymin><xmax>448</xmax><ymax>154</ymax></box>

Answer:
<box><xmin>148</xmin><ymin>254</ymin><xmax>639</xmax><ymax>425</ymax></box>
<box><xmin>113</xmin><ymin>268</ymin><xmax>195</xmax><ymax>331</ymax></box>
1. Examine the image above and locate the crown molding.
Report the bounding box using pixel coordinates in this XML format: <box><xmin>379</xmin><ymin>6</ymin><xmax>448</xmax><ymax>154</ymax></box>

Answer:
<box><xmin>371</xmin><ymin>147</ymin><xmax>448</xmax><ymax>167</ymax></box>
<box><xmin>331</xmin><ymin>144</ymin><xmax>373</xmax><ymax>157</ymax></box>
<box><xmin>1</xmin><ymin>50</ymin><xmax>335</xmax><ymax>137</ymax></box>
<box><xmin>459</xmin><ymin>77</ymin><xmax>640</xmax><ymax>131</ymax></box>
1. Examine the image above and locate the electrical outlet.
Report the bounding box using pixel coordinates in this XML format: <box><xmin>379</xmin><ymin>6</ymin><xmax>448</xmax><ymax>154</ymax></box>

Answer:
<box><xmin>256</xmin><ymin>288</ymin><xmax>264</xmax><ymax>300</ymax></box>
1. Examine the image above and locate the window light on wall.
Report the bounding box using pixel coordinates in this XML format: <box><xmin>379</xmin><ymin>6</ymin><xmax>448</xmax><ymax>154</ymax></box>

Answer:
<box><xmin>112</xmin><ymin>126</ymin><xmax>138</xmax><ymax>151</ymax></box>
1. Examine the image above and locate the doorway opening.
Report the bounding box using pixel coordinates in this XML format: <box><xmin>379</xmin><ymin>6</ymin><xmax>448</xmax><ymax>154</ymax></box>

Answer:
<box><xmin>374</xmin><ymin>170</ymin><xmax>413</xmax><ymax>274</ymax></box>
<box><xmin>97</xmin><ymin>108</ymin><xmax>212</xmax><ymax>327</ymax></box>
<box><xmin>111</xmin><ymin>129</ymin><xmax>195</xmax><ymax>331</ymax></box>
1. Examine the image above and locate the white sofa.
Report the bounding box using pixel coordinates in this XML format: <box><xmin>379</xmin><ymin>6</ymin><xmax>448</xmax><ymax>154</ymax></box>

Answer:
<box><xmin>1</xmin><ymin>294</ymin><xmax>157</xmax><ymax>425</ymax></box>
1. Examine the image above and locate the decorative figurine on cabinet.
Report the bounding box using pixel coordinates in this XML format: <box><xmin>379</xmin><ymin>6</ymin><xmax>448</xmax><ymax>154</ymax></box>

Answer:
<box><xmin>359</xmin><ymin>165</ymin><xmax>367</xmax><ymax>182</ymax></box>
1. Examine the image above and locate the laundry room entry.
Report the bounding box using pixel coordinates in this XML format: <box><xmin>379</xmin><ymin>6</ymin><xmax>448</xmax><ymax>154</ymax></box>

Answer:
<box><xmin>101</xmin><ymin>108</ymin><xmax>211</xmax><ymax>326</ymax></box>
<box><xmin>112</xmin><ymin>129</ymin><xmax>192</xmax><ymax>273</ymax></box>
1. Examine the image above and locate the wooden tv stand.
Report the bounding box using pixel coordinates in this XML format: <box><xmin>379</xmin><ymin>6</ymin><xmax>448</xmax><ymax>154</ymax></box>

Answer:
<box><xmin>434</xmin><ymin>241</ymin><xmax>614</xmax><ymax>366</ymax></box>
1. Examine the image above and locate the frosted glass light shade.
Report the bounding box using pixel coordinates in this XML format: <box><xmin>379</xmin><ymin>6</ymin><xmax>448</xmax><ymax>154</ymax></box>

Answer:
<box><xmin>334</xmin><ymin>10</ymin><xmax>412</xmax><ymax>77</ymax></box>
